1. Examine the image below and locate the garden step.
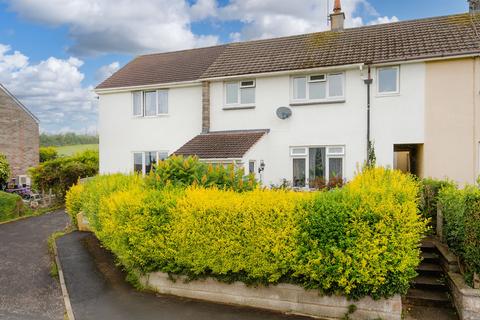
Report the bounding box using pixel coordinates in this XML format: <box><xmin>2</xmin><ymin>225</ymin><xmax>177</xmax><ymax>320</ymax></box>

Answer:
<box><xmin>421</xmin><ymin>240</ymin><xmax>437</xmax><ymax>253</ymax></box>
<box><xmin>417</xmin><ymin>262</ymin><xmax>443</xmax><ymax>276</ymax></box>
<box><xmin>405</xmin><ymin>288</ymin><xmax>452</xmax><ymax>308</ymax></box>
<box><xmin>421</xmin><ymin>252</ymin><xmax>440</xmax><ymax>264</ymax></box>
<box><xmin>411</xmin><ymin>275</ymin><xmax>448</xmax><ymax>291</ymax></box>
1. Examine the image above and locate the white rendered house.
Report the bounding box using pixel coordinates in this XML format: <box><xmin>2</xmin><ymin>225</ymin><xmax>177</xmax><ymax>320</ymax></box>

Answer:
<box><xmin>95</xmin><ymin>3</ymin><xmax>480</xmax><ymax>187</ymax></box>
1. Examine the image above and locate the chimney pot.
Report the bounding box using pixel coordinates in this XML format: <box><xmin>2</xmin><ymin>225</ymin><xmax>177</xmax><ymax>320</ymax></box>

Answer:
<box><xmin>334</xmin><ymin>0</ymin><xmax>342</xmax><ymax>13</ymax></box>
<box><xmin>330</xmin><ymin>0</ymin><xmax>345</xmax><ymax>31</ymax></box>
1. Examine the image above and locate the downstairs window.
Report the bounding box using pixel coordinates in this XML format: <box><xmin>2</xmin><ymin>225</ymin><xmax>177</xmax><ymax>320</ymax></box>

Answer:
<box><xmin>290</xmin><ymin>146</ymin><xmax>345</xmax><ymax>188</ymax></box>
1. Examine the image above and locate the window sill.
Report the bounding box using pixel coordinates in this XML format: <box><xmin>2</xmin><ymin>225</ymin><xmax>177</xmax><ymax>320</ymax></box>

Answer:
<box><xmin>132</xmin><ymin>114</ymin><xmax>169</xmax><ymax>119</ymax></box>
<box><xmin>376</xmin><ymin>92</ymin><xmax>400</xmax><ymax>98</ymax></box>
<box><xmin>222</xmin><ymin>105</ymin><xmax>256</xmax><ymax>111</ymax></box>
<box><xmin>289</xmin><ymin>99</ymin><xmax>345</xmax><ymax>107</ymax></box>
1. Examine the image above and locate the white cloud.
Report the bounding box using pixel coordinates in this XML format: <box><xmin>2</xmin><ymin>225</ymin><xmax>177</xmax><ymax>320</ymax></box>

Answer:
<box><xmin>95</xmin><ymin>61</ymin><xmax>120</xmax><ymax>82</ymax></box>
<box><xmin>216</xmin><ymin>0</ymin><xmax>398</xmax><ymax>41</ymax></box>
<box><xmin>0</xmin><ymin>44</ymin><xmax>97</xmax><ymax>133</ymax></box>
<box><xmin>190</xmin><ymin>0</ymin><xmax>218</xmax><ymax>21</ymax></box>
<box><xmin>368</xmin><ymin>15</ymin><xmax>400</xmax><ymax>25</ymax></box>
<box><xmin>6</xmin><ymin>0</ymin><xmax>219</xmax><ymax>56</ymax></box>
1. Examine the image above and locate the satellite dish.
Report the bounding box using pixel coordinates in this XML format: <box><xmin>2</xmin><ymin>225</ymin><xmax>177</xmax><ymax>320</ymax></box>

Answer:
<box><xmin>276</xmin><ymin>107</ymin><xmax>292</xmax><ymax>120</ymax></box>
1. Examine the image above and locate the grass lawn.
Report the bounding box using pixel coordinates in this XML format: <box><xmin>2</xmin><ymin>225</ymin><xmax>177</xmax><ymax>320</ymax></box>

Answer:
<box><xmin>55</xmin><ymin>144</ymin><xmax>99</xmax><ymax>156</ymax></box>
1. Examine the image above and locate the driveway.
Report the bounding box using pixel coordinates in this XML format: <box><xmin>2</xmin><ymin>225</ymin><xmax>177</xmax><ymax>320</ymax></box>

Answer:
<box><xmin>0</xmin><ymin>211</ymin><xmax>70</xmax><ymax>320</ymax></box>
<box><xmin>56</xmin><ymin>231</ymin><xmax>311</xmax><ymax>320</ymax></box>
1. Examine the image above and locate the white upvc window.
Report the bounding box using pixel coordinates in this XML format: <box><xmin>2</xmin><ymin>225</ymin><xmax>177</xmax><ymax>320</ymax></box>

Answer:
<box><xmin>292</xmin><ymin>73</ymin><xmax>345</xmax><ymax>102</ymax></box>
<box><xmin>225</xmin><ymin>79</ymin><xmax>256</xmax><ymax>106</ymax></box>
<box><xmin>290</xmin><ymin>146</ymin><xmax>345</xmax><ymax>188</ymax></box>
<box><xmin>133</xmin><ymin>151</ymin><xmax>169</xmax><ymax>174</ymax></box>
<box><xmin>132</xmin><ymin>89</ymin><xmax>169</xmax><ymax>117</ymax></box>
<box><xmin>377</xmin><ymin>66</ymin><xmax>400</xmax><ymax>95</ymax></box>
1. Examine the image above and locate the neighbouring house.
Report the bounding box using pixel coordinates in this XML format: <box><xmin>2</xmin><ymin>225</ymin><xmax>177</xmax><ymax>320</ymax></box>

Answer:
<box><xmin>95</xmin><ymin>1</ymin><xmax>480</xmax><ymax>187</ymax></box>
<box><xmin>0</xmin><ymin>84</ymin><xmax>39</xmax><ymax>181</ymax></box>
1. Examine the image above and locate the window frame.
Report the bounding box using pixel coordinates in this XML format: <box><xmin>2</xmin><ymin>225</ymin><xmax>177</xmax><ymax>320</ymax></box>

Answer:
<box><xmin>290</xmin><ymin>145</ymin><xmax>345</xmax><ymax>188</ymax></box>
<box><xmin>132</xmin><ymin>150</ymin><xmax>169</xmax><ymax>175</ymax></box>
<box><xmin>224</xmin><ymin>79</ymin><xmax>256</xmax><ymax>107</ymax></box>
<box><xmin>377</xmin><ymin>66</ymin><xmax>400</xmax><ymax>95</ymax></box>
<box><xmin>291</xmin><ymin>73</ymin><xmax>345</xmax><ymax>103</ymax></box>
<box><xmin>132</xmin><ymin>89</ymin><xmax>169</xmax><ymax>118</ymax></box>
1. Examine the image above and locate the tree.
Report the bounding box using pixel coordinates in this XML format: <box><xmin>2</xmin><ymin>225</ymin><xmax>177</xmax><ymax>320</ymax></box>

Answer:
<box><xmin>0</xmin><ymin>153</ymin><xmax>11</xmax><ymax>189</ymax></box>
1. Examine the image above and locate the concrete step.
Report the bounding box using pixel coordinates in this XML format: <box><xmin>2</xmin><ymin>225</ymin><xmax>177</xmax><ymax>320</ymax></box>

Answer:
<box><xmin>417</xmin><ymin>262</ymin><xmax>443</xmax><ymax>276</ymax></box>
<box><xmin>403</xmin><ymin>304</ymin><xmax>458</xmax><ymax>320</ymax></box>
<box><xmin>421</xmin><ymin>240</ymin><xmax>437</xmax><ymax>253</ymax></box>
<box><xmin>405</xmin><ymin>288</ymin><xmax>452</xmax><ymax>308</ymax></box>
<box><xmin>411</xmin><ymin>275</ymin><xmax>448</xmax><ymax>291</ymax></box>
<box><xmin>422</xmin><ymin>251</ymin><xmax>440</xmax><ymax>264</ymax></box>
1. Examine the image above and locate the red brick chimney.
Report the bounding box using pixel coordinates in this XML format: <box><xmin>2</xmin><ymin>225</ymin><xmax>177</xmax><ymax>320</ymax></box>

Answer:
<box><xmin>330</xmin><ymin>0</ymin><xmax>345</xmax><ymax>31</ymax></box>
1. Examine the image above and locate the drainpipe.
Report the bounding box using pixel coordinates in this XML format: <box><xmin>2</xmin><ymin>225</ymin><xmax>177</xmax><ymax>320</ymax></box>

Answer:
<box><xmin>364</xmin><ymin>64</ymin><xmax>373</xmax><ymax>160</ymax></box>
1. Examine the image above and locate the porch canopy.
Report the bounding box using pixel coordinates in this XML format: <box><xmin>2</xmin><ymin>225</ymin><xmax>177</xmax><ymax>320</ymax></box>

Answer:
<box><xmin>174</xmin><ymin>129</ymin><xmax>269</xmax><ymax>160</ymax></box>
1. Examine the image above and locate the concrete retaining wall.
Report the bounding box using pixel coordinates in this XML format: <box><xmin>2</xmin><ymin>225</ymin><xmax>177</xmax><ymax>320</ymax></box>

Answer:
<box><xmin>140</xmin><ymin>272</ymin><xmax>402</xmax><ymax>320</ymax></box>
<box><xmin>448</xmin><ymin>272</ymin><xmax>480</xmax><ymax>320</ymax></box>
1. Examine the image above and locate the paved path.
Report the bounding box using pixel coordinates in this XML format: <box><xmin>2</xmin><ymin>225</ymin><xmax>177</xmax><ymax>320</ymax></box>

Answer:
<box><xmin>0</xmin><ymin>211</ymin><xmax>70</xmax><ymax>320</ymax></box>
<box><xmin>57</xmin><ymin>232</ymin><xmax>311</xmax><ymax>320</ymax></box>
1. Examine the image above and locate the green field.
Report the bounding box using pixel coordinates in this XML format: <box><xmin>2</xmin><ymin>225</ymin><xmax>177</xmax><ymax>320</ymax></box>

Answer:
<box><xmin>55</xmin><ymin>144</ymin><xmax>99</xmax><ymax>156</ymax></box>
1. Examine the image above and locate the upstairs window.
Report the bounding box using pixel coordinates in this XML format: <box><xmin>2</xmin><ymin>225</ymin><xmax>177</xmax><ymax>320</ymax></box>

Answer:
<box><xmin>292</xmin><ymin>73</ymin><xmax>344</xmax><ymax>102</ymax></box>
<box><xmin>377</xmin><ymin>66</ymin><xmax>399</xmax><ymax>94</ymax></box>
<box><xmin>132</xmin><ymin>89</ymin><xmax>169</xmax><ymax>117</ymax></box>
<box><xmin>225</xmin><ymin>80</ymin><xmax>256</xmax><ymax>106</ymax></box>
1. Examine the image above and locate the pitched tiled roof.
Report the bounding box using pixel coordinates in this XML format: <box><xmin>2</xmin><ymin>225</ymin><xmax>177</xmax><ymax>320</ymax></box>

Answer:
<box><xmin>96</xmin><ymin>45</ymin><xmax>227</xmax><ymax>89</ymax></box>
<box><xmin>96</xmin><ymin>13</ymin><xmax>480</xmax><ymax>89</ymax></box>
<box><xmin>174</xmin><ymin>130</ymin><xmax>269</xmax><ymax>159</ymax></box>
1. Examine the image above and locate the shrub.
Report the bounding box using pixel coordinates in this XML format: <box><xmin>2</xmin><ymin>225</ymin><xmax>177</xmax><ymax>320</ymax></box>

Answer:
<box><xmin>69</xmin><ymin>167</ymin><xmax>426</xmax><ymax>299</ymax></box>
<box><xmin>147</xmin><ymin>155</ymin><xmax>257</xmax><ymax>191</ymax></box>
<box><xmin>30</xmin><ymin>150</ymin><xmax>98</xmax><ymax>198</ymax></box>
<box><xmin>96</xmin><ymin>186</ymin><xmax>182</xmax><ymax>272</ymax></box>
<box><xmin>68</xmin><ymin>174</ymin><xmax>144</xmax><ymax>231</ymax></box>
<box><xmin>0</xmin><ymin>153</ymin><xmax>11</xmax><ymax>188</ymax></box>
<box><xmin>419</xmin><ymin>178</ymin><xmax>454</xmax><ymax>222</ymax></box>
<box><xmin>39</xmin><ymin>147</ymin><xmax>58</xmax><ymax>162</ymax></box>
<box><xmin>0</xmin><ymin>191</ymin><xmax>26</xmax><ymax>222</ymax></box>
<box><xmin>65</xmin><ymin>183</ymin><xmax>85</xmax><ymax>225</ymax></box>
<box><xmin>295</xmin><ymin>168</ymin><xmax>426</xmax><ymax>299</ymax></box>
<box><xmin>166</xmin><ymin>188</ymin><xmax>311</xmax><ymax>283</ymax></box>
<box><xmin>438</xmin><ymin>185</ymin><xmax>480</xmax><ymax>283</ymax></box>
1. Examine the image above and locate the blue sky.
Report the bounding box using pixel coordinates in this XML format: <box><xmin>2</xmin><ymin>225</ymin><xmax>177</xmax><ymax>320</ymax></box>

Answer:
<box><xmin>0</xmin><ymin>0</ymin><xmax>469</xmax><ymax>133</ymax></box>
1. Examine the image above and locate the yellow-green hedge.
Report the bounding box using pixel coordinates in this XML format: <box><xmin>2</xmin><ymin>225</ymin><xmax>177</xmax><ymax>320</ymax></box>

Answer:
<box><xmin>66</xmin><ymin>167</ymin><xmax>427</xmax><ymax>299</ymax></box>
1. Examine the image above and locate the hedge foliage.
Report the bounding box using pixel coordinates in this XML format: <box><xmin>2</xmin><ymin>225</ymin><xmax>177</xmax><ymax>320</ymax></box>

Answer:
<box><xmin>30</xmin><ymin>150</ymin><xmax>98</xmax><ymax>198</ymax></box>
<box><xmin>438</xmin><ymin>185</ymin><xmax>480</xmax><ymax>283</ymax></box>
<box><xmin>0</xmin><ymin>191</ymin><xmax>26</xmax><ymax>222</ymax></box>
<box><xmin>419</xmin><ymin>178</ymin><xmax>455</xmax><ymax>222</ymax></box>
<box><xmin>146</xmin><ymin>155</ymin><xmax>257</xmax><ymax>191</ymax></box>
<box><xmin>0</xmin><ymin>153</ymin><xmax>10</xmax><ymax>187</ymax></box>
<box><xmin>66</xmin><ymin>166</ymin><xmax>427</xmax><ymax>300</ymax></box>
<box><xmin>39</xmin><ymin>147</ymin><xmax>58</xmax><ymax>163</ymax></box>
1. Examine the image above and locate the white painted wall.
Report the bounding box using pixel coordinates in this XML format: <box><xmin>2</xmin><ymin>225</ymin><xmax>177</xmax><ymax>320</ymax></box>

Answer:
<box><xmin>98</xmin><ymin>85</ymin><xmax>202</xmax><ymax>173</ymax></box>
<box><xmin>98</xmin><ymin>63</ymin><xmax>426</xmax><ymax>186</ymax></box>
<box><xmin>211</xmin><ymin>63</ymin><xmax>425</xmax><ymax>186</ymax></box>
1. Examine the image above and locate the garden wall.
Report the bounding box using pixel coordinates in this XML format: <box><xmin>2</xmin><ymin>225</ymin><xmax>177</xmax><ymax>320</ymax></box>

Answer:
<box><xmin>141</xmin><ymin>272</ymin><xmax>402</xmax><ymax>320</ymax></box>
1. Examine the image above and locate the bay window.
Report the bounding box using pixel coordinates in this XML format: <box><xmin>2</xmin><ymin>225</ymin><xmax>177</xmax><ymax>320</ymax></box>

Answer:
<box><xmin>290</xmin><ymin>146</ymin><xmax>345</xmax><ymax>188</ymax></box>
<box><xmin>292</xmin><ymin>73</ymin><xmax>344</xmax><ymax>102</ymax></box>
<box><xmin>225</xmin><ymin>80</ymin><xmax>256</xmax><ymax>106</ymax></box>
<box><xmin>132</xmin><ymin>89</ymin><xmax>169</xmax><ymax>117</ymax></box>
<box><xmin>133</xmin><ymin>151</ymin><xmax>169</xmax><ymax>174</ymax></box>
